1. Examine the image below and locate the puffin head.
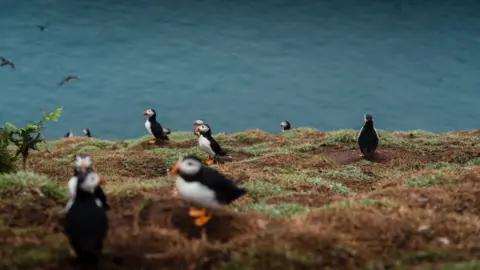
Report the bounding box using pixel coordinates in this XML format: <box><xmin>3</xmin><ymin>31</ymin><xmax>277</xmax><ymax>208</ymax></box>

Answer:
<box><xmin>169</xmin><ymin>155</ymin><xmax>203</xmax><ymax>176</ymax></box>
<box><xmin>364</xmin><ymin>114</ymin><xmax>373</xmax><ymax>123</ymax></box>
<box><xmin>144</xmin><ymin>109</ymin><xmax>156</xmax><ymax>117</ymax></box>
<box><xmin>194</xmin><ymin>124</ymin><xmax>210</xmax><ymax>136</ymax></box>
<box><xmin>193</xmin><ymin>119</ymin><xmax>204</xmax><ymax>126</ymax></box>
<box><xmin>74</xmin><ymin>153</ymin><xmax>92</xmax><ymax>173</ymax></box>
<box><xmin>163</xmin><ymin>127</ymin><xmax>171</xmax><ymax>135</ymax></box>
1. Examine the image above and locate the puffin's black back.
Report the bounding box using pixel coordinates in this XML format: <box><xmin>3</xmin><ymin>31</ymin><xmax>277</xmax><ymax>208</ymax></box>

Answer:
<box><xmin>358</xmin><ymin>120</ymin><xmax>379</xmax><ymax>160</ymax></box>
<box><xmin>64</xmin><ymin>173</ymin><xmax>108</xmax><ymax>266</ymax></box>
<box><xmin>149</xmin><ymin>114</ymin><xmax>169</xmax><ymax>140</ymax></box>
<box><xmin>198</xmin><ymin>167</ymin><xmax>246</xmax><ymax>204</ymax></box>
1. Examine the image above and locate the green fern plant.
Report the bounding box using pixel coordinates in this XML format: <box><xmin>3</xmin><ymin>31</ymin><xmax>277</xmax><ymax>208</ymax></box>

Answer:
<box><xmin>4</xmin><ymin>108</ymin><xmax>63</xmax><ymax>170</ymax></box>
<box><xmin>0</xmin><ymin>126</ymin><xmax>15</xmax><ymax>173</ymax></box>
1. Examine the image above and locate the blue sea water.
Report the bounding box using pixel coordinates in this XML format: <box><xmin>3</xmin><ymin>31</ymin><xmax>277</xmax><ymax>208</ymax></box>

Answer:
<box><xmin>0</xmin><ymin>0</ymin><xmax>479</xmax><ymax>139</ymax></box>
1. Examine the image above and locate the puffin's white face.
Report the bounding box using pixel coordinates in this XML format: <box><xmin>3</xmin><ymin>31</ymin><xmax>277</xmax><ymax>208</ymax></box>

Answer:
<box><xmin>75</xmin><ymin>154</ymin><xmax>92</xmax><ymax>171</ymax></box>
<box><xmin>79</xmin><ymin>172</ymin><xmax>101</xmax><ymax>193</ymax></box>
<box><xmin>82</xmin><ymin>129</ymin><xmax>88</xmax><ymax>135</ymax></box>
<box><xmin>197</xmin><ymin>124</ymin><xmax>210</xmax><ymax>133</ymax></box>
<box><xmin>280</xmin><ymin>121</ymin><xmax>287</xmax><ymax>127</ymax></box>
<box><xmin>144</xmin><ymin>109</ymin><xmax>155</xmax><ymax>117</ymax></box>
<box><xmin>193</xmin><ymin>119</ymin><xmax>204</xmax><ymax>126</ymax></box>
<box><xmin>178</xmin><ymin>157</ymin><xmax>202</xmax><ymax>175</ymax></box>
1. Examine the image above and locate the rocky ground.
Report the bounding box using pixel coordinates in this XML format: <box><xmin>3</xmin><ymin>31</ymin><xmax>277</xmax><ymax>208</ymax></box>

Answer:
<box><xmin>1</xmin><ymin>128</ymin><xmax>480</xmax><ymax>269</ymax></box>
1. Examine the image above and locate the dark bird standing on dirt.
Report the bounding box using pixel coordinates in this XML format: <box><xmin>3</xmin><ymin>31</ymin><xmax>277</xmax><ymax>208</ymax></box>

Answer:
<box><xmin>36</xmin><ymin>22</ymin><xmax>50</xmax><ymax>31</ymax></box>
<box><xmin>64</xmin><ymin>155</ymin><xmax>109</xmax><ymax>267</ymax></box>
<box><xmin>169</xmin><ymin>155</ymin><xmax>247</xmax><ymax>239</ymax></box>
<box><xmin>195</xmin><ymin>124</ymin><xmax>228</xmax><ymax>165</ymax></box>
<box><xmin>357</xmin><ymin>114</ymin><xmax>379</xmax><ymax>161</ymax></box>
<box><xmin>280</xmin><ymin>121</ymin><xmax>291</xmax><ymax>131</ymax></box>
<box><xmin>144</xmin><ymin>109</ymin><xmax>169</xmax><ymax>144</ymax></box>
<box><xmin>58</xmin><ymin>76</ymin><xmax>79</xmax><ymax>86</ymax></box>
<box><xmin>82</xmin><ymin>128</ymin><xmax>92</xmax><ymax>138</ymax></box>
<box><xmin>193</xmin><ymin>119</ymin><xmax>211</xmax><ymax>136</ymax></box>
<box><xmin>0</xmin><ymin>57</ymin><xmax>15</xmax><ymax>70</ymax></box>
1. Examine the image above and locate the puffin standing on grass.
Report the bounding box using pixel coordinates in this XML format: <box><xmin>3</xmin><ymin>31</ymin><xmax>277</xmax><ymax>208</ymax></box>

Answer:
<box><xmin>193</xmin><ymin>119</ymin><xmax>211</xmax><ymax>136</ymax></box>
<box><xmin>64</xmin><ymin>155</ymin><xmax>109</xmax><ymax>267</ymax></box>
<box><xmin>195</xmin><ymin>124</ymin><xmax>227</xmax><ymax>165</ymax></box>
<box><xmin>169</xmin><ymin>155</ymin><xmax>247</xmax><ymax>239</ymax></box>
<box><xmin>357</xmin><ymin>114</ymin><xmax>379</xmax><ymax>161</ymax></box>
<box><xmin>144</xmin><ymin>109</ymin><xmax>169</xmax><ymax>144</ymax></box>
<box><xmin>280</xmin><ymin>121</ymin><xmax>291</xmax><ymax>131</ymax></box>
<box><xmin>82</xmin><ymin>128</ymin><xmax>92</xmax><ymax>138</ymax></box>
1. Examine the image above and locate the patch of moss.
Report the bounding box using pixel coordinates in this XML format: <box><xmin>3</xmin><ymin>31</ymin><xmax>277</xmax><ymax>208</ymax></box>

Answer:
<box><xmin>0</xmin><ymin>172</ymin><xmax>66</xmax><ymax>201</ymax></box>
<box><xmin>425</xmin><ymin>162</ymin><xmax>460</xmax><ymax>170</ymax></box>
<box><xmin>236</xmin><ymin>203</ymin><xmax>306</xmax><ymax>217</ymax></box>
<box><xmin>321</xmin><ymin>199</ymin><xmax>395</xmax><ymax>210</ymax></box>
<box><xmin>240</xmin><ymin>142</ymin><xmax>273</xmax><ymax>156</ymax></box>
<box><xmin>323</xmin><ymin>166</ymin><xmax>372</xmax><ymax>180</ymax></box>
<box><xmin>241</xmin><ymin>181</ymin><xmax>284</xmax><ymax>199</ymax></box>
<box><xmin>322</xmin><ymin>130</ymin><xmax>357</xmax><ymax>146</ymax></box>
<box><xmin>404</xmin><ymin>174</ymin><xmax>452</xmax><ymax>188</ymax></box>
<box><xmin>280</xmin><ymin>174</ymin><xmax>354</xmax><ymax>196</ymax></box>
<box><xmin>465</xmin><ymin>157</ymin><xmax>480</xmax><ymax>167</ymax></box>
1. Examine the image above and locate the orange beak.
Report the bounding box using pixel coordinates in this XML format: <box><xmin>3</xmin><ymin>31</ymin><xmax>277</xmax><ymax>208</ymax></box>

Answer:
<box><xmin>169</xmin><ymin>160</ymin><xmax>182</xmax><ymax>175</ymax></box>
<box><xmin>80</xmin><ymin>162</ymin><xmax>87</xmax><ymax>173</ymax></box>
<box><xmin>143</xmin><ymin>111</ymin><xmax>148</xmax><ymax>116</ymax></box>
<box><xmin>99</xmin><ymin>175</ymin><xmax>105</xmax><ymax>185</ymax></box>
<box><xmin>194</xmin><ymin>127</ymin><xmax>199</xmax><ymax>134</ymax></box>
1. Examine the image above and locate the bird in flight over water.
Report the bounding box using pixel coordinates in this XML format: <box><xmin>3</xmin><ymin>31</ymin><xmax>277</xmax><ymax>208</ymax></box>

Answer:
<box><xmin>37</xmin><ymin>22</ymin><xmax>50</xmax><ymax>31</ymax></box>
<box><xmin>0</xmin><ymin>57</ymin><xmax>14</xmax><ymax>70</ymax></box>
<box><xmin>58</xmin><ymin>76</ymin><xmax>79</xmax><ymax>86</ymax></box>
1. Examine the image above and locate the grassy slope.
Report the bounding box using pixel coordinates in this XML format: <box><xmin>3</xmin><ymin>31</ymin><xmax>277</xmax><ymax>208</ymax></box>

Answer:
<box><xmin>1</xmin><ymin>128</ymin><xmax>480</xmax><ymax>269</ymax></box>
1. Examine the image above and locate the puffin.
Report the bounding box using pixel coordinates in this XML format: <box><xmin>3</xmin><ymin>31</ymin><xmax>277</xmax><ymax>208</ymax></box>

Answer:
<box><xmin>64</xmin><ymin>130</ymin><xmax>73</xmax><ymax>138</ymax></box>
<box><xmin>357</xmin><ymin>114</ymin><xmax>379</xmax><ymax>161</ymax></box>
<box><xmin>193</xmin><ymin>119</ymin><xmax>211</xmax><ymax>136</ymax></box>
<box><xmin>0</xmin><ymin>57</ymin><xmax>15</xmax><ymax>70</ymax></box>
<box><xmin>36</xmin><ymin>22</ymin><xmax>50</xmax><ymax>31</ymax></box>
<box><xmin>64</xmin><ymin>156</ymin><xmax>108</xmax><ymax>267</ymax></box>
<box><xmin>163</xmin><ymin>127</ymin><xmax>171</xmax><ymax>135</ymax></box>
<box><xmin>82</xmin><ymin>128</ymin><xmax>92</xmax><ymax>138</ymax></box>
<box><xmin>144</xmin><ymin>109</ymin><xmax>169</xmax><ymax>144</ymax></box>
<box><xmin>66</xmin><ymin>154</ymin><xmax>109</xmax><ymax>211</ymax></box>
<box><xmin>280</xmin><ymin>121</ymin><xmax>291</xmax><ymax>131</ymax></box>
<box><xmin>195</xmin><ymin>124</ymin><xmax>227</xmax><ymax>165</ymax></box>
<box><xmin>58</xmin><ymin>76</ymin><xmax>79</xmax><ymax>86</ymax></box>
<box><xmin>169</xmin><ymin>155</ymin><xmax>247</xmax><ymax>238</ymax></box>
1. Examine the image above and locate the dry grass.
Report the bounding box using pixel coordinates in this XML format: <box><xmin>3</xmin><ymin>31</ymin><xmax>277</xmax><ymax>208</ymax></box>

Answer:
<box><xmin>1</xmin><ymin>128</ymin><xmax>480</xmax><ymax>269</ymax></box>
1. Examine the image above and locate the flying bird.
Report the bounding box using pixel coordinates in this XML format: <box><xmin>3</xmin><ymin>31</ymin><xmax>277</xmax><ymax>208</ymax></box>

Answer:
<box><xmin>58</xmin><ymin>76</ymin><xmax>79</xmax><ymax>86</ymax></box>
<box><xmin>0</xmin><ymin>57</ymin><xmax>14</xmax><ymax>70</ymax></box>
<box><xmin>37</xmin><ymin>22</ymin><xmax>50</xmax><ymax>31</ymax></box>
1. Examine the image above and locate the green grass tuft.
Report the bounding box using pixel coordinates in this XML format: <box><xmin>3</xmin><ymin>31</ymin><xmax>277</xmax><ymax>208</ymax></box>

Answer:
<box><xmin>425</xmin><ymin>162</ymin><xmax>460</xmax><ymax>170</ymax></box>
<box><xmin>0</xmin><ymin>172</ymin><xmax>66</xmax><ymax>201</ymax></box>
<box><xmin>236</xmin><ymin>203</ymin><xmax>306</xmax><ymax>217</ymax></box>
<box><xmin>404</xmin><ymin>174</ymin><xmax>452</xmax><ymax>188</ymax></box>
<box><xmin>323</xmin><ymin>166</ymin><xmax>372</xmax><ymax>180</ymax></box>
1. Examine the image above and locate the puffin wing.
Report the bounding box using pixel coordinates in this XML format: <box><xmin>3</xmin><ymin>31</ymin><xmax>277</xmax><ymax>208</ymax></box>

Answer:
<box><xmin>208</xmin><ymin>137</ymin><xmax>226</xmax><ymax>156</ymax></box>
<box><xmin>200</xmin><ymin>167</ymin><xmax>246</xmax><ymax>204</ymax></box>
<box><xmin>151</xmin><ymin>122</ymin><xmax>169</xmax><ymax>140</ymax></box>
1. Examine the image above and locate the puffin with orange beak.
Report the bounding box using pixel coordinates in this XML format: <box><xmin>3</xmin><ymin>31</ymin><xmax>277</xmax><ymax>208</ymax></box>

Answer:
<box><xmin>280</xmin><ymin>121</ymin><xmax>291</xmax><ymax>131</ymax></box>
<box><xmin>195</xmin><ymin>124</ymin><xmax>227</xmax><ymax>165</ymax></box>
<box><xmin>66</xmin><ymin>154</ymin><xmax>109</xmax><ymax>211</ymax></box>
<box><xmin>64</xmin><ymin>154</ymin><xmax>109</xmax><ymax>267</ymax></box>
<box><xmin>193</xmin><ymin>119</ymin><xmax>211</xmax><ymax>136</ymax></box>
<box><xmin>144</xmin><ymin>109</ymin><xmax>169</xmax><ymax>144</ymax></box>
<box><xmin>169</xmin><ymin>155</ymin><xmax>247</xmax><ymax>238</ymax></box>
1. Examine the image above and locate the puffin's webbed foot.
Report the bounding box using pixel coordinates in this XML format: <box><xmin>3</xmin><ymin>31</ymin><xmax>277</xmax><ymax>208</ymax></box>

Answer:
<box><xmin>359</xmin><ymin>154</ymin><xmax>364</xmax><ymax>158</ymax></box>
<box><xmin>149</xmin><ymin>139</ymin><xmax>156</xmax><ymax>145</ymax></box>
<box><xmin>189</xmin><ymin>208</ymin><xmax>207</xmax><ymax>217</ymax></box>
<box><xmin>206</xmin><ymin>157</ymin><xmax>215</xmax><ymax>165</ymax></box>
<box><xmin>194</xmin><ymin>215</ymin><xmax>212</xmax><ymax>227</ymax></box>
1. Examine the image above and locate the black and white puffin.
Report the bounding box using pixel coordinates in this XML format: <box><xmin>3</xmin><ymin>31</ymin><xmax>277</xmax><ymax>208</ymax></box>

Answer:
<box><xmin>64</xmin><ymin>155</ymin><xmax>108</xmax><ymax>266</ymax></box>
<box><xmin>64</xmin><ymin>130</ymin><xmax>73</xmax><ymax>138</ymax></box>
<box><xmin>195</xmin><ymin>124</ymin><xmax>227</xmax><ymax>165</ymax></box>
<box><xmin>280</xmin><ymin>121</ymin><xmax>291</xmax><ymax>131</ymax></box>
<box><xmin>169</xmin><ymin>155</ymin><xmax>247</xmax><ymax>237</ymax></box>
<box><xmin>144</xmin><ymin>109</ymin><xmax>169</xmax><ymax>144</ymax></box>
<box><xmin>66</xmin><ymin>154</ymin><xmax>109</xmax><ymax>211</ymax></box>
<box><xmin>357</xmin><ymin>114</ymin><xmax>379</xmax><ymax>161</ymax></box>
<box><xmin>163</xmin><ymin>127</ymin><xmax>171</xmax><ymax>135</ymax></box>
<box><xmin>82</xmin><ymin>128</ymin><xmax>92</xmax><ymax>138</ymax></box>
<box><xmin>193</xmin><ymin>119</ymin><xmax>211</xmax><ymax>136</ymax></box>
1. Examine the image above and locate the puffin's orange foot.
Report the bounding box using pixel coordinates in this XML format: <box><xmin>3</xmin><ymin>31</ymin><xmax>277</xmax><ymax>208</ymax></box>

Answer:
<box><xmin>206</xmin><ymin>158</ymin><xmax>215</xmax><ymax>165</ymax></box>
<box><xmin>194</xmin><ymin>215</ymin><xmax>211</xmax><ymax>227</ymax></box>
<box><xmin>149</xmin><ymin>139</ymin><xmax>156</xmax><ymax>144</ymax></box>
<box><xmin>189</xmin><ymin>208</ymin><xmax>207</xmax><ymax>217</ymax></box>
